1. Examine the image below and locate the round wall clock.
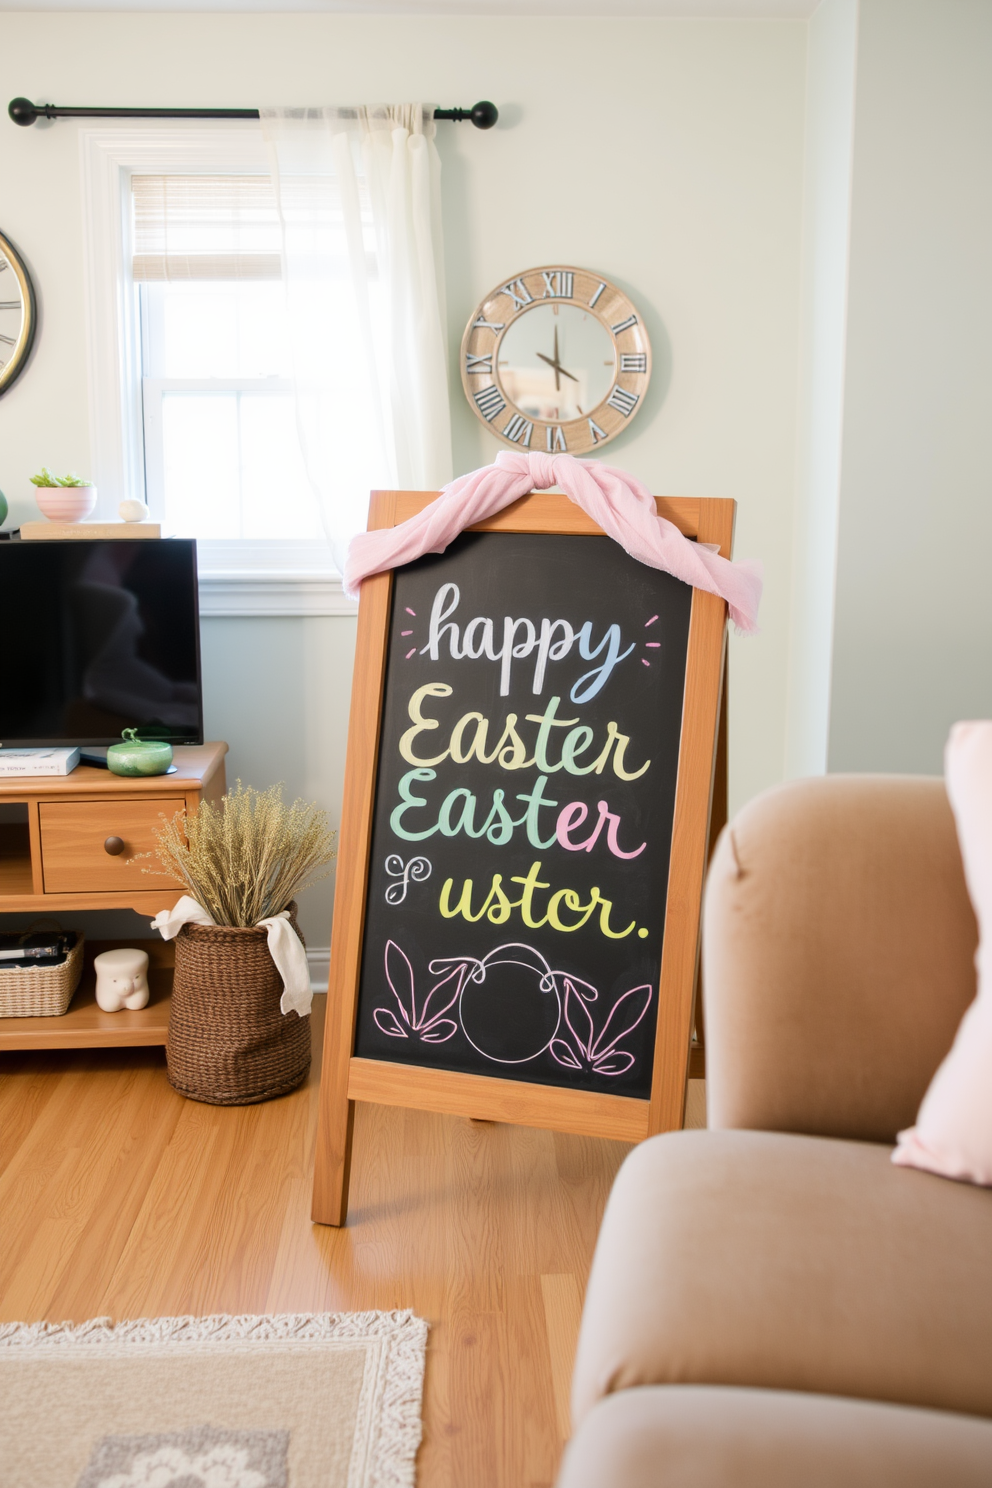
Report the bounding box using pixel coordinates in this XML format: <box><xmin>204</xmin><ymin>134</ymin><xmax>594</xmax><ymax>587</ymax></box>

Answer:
<box><xmin>460</xmin><ymin>265</ymin><xmax>651</xmax><ymax>455</ymax></box>
<box><xmin>0</xmin><ymin>230</ymin><xmax>37</xmax><ymax>397</ymax></box>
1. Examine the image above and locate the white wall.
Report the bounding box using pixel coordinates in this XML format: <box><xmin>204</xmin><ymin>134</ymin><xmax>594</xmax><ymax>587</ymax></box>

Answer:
<box><xmin>784</xmin><ymin>0</ymin><xmax>857</xmax><ymax>777</ymax></box>
<box><xmin>0</xmin><ymin>13</ymin><xmax>807</xmax><ymax>944</ymax></box>
<box><xmin>828</xmin><ymin>0</ymin><xmax>992</xmax><ymax>772</ymax></box>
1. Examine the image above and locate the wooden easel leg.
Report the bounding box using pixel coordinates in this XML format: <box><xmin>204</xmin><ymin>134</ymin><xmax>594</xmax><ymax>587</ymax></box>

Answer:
<box><xmin>312</xmin><ymin>969</ymin><xmax>357</xmax><ymax>1224</ymax></box>
<box><xmin>312</xmin><ymin>1091</ymin><xmax>355</xmax><ymax>1227</ymax></box>
<box><xmin>709</xmin><ymin>652</ymin><xmax>730</xmax><ymax>859</ymax></box>
<box><xmin>646</xmin><ymin>587</ymin><xmax>729</xmax><ymax>1137</ymax></box>
<box><xmin>690</xmin><ymin>650</ymin><xmax>728</xmax><ymax>1081</ymax></box>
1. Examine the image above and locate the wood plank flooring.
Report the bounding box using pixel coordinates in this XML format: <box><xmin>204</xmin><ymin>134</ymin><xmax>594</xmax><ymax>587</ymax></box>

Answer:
<box><xmin>0</xmin><ymin>999</ymin><xmax>705</xmax><ymax>1488</ymax></box>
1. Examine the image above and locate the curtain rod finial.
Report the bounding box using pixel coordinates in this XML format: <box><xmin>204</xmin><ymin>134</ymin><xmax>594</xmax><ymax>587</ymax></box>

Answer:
<box><xmin>9</xmin><ymin>97</ymin><xmax>39</xmax><ymax>127</ymax></box>
<box><xmin>433</xmin><ymin>101</ymin><xmax>498</xmax><ymax>129</ymax></box>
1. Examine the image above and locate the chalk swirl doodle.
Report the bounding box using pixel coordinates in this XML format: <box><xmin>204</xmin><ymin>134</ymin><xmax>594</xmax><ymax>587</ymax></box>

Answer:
<box><xmin>384</xmin><ymin>854</ymin><xmax>432</xmax><ymax>905</ymax></box>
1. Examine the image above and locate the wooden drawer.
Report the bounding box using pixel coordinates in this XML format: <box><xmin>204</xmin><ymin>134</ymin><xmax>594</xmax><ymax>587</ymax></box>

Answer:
<box><xmin>40</xmin><ymin>799</ymin><xmax>183</xmax><ymax>894</ymax></box>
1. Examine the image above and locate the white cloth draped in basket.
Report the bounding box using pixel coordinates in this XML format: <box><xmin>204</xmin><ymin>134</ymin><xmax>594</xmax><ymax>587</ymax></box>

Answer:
<box><xmin>151</xmin><ymin>895</ymin><xmax>312</xmax><ymax>1017</ymax></box>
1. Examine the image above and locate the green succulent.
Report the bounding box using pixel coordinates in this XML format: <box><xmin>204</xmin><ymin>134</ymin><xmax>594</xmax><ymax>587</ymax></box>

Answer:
<box><xmin>30</xmin><ymin>468</ymin><xmax>94</xmax><ymax>488</ymax></box>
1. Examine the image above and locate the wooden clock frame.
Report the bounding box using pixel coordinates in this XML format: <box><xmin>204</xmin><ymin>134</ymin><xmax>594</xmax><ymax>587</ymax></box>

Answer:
<box><xmin>460</xmin><ymin>265</ymin><xmax>652</xmax><ymax>457</ymax></box>
<box><xmin>0</xmin><ymin>230</ymin><xmax>37</xmax><ymax>397</ymax></box>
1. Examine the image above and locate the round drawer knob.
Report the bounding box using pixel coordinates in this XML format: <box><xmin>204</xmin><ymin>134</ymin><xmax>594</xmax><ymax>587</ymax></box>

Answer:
<box><xmin>104</xmin><ymin>836</ymin><xmax>125</xmax><ymax>856</ymax></box>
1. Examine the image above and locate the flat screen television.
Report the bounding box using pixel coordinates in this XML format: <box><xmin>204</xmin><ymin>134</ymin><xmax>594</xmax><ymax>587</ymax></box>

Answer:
<box><xmin>0</xmin><ymin>538</ymin><xmax>203</xmax><ymax>747</ymax></box>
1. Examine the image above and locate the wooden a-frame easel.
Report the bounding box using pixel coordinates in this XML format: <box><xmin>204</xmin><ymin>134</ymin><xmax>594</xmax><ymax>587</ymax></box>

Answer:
<box><xmin>312</xmin><ymin>490</ymin><xmax>733</xmax><ymax>1225</ymax></box>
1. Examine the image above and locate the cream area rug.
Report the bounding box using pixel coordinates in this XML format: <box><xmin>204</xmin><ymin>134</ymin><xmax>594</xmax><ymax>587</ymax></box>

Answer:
<box><xmin>0</xmin><ymin>1310</ymin><xmax>427</xmax><ymax>1488</ymax></box>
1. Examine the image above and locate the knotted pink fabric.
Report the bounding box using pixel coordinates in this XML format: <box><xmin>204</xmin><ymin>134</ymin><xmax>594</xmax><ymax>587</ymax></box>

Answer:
<box><xmin>344</xmin><ymin>451</ymin><xmax>762</xmax><ymax>634</ymax></box>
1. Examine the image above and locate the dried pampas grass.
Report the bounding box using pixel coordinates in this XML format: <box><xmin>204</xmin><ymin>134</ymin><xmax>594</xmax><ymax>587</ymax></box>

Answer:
<box><xmin>151</xmin><ymin>781</ymin><xmax>337</xmax><ymax>927</ymax></box>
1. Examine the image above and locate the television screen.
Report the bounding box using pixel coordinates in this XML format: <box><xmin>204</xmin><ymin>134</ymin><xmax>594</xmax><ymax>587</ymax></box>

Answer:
<box><xmin>0</xmin><ymin>538</ymin><xmax>203</xmax><ymax>747</ymax></box>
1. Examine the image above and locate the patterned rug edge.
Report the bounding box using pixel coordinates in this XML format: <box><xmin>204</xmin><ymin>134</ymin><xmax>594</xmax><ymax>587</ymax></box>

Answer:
<box><xmin>0</xmin><ymin>1311</ymin><xmax>429</xmax><ymax>1488</ymax></box>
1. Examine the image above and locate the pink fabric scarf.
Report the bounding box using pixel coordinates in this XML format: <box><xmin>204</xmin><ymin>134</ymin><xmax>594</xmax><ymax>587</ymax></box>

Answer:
<box><xmin>343</xmin><ymin>451</ymin><xmax>763</xmax><ymax>635</ymax></box>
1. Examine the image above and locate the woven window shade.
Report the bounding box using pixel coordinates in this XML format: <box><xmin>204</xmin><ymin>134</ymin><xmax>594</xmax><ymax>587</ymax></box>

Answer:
<box><xmin>132</xmin><ymin>174</ymin><xmax>283</xmax><ymax>282</ymax></box>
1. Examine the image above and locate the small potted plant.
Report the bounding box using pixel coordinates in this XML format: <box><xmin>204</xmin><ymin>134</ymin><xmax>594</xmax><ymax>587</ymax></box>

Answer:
<box><xmin>30</xmin><ymin>467</ymin><xmax>97</xmax><ymax>523</ymax></box>
<box><xmin>148</xmin><ymin>782</ymin><xmax>337</xmax><ymax>1105</ymax></box>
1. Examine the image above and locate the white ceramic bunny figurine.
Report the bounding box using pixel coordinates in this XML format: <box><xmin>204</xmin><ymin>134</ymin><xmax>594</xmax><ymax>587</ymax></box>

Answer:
<box><xmin>94</xmin><ymin>947</ymin><xmax>150</xmax><ymax>1012</ymax></box>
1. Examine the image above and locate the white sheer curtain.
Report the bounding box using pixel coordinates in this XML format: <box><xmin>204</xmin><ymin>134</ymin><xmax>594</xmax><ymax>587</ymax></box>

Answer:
<box><xmin>260</xmin><ymin>105</ymin><xmax>453</xmax><ymax>571</ymax></box>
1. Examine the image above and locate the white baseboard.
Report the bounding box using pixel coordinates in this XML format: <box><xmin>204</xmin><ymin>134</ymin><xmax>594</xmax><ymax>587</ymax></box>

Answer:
<box><xmin>307</xmin><ymin>947</ymin><xmax>331</xmax><ymax>994</ymax></box>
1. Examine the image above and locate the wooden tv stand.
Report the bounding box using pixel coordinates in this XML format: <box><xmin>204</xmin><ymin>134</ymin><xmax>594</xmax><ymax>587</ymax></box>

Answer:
<box><xmin>0</xmin><ymin>742</ymin><xmax>227</xmax><ymax>1052</ymax></box>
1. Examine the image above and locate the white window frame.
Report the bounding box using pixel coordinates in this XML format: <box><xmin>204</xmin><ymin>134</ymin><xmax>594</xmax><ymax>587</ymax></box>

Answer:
<box><xmin>79</xmin><ymin>123</ymin><xmax>356</xmax><ymax>618</ymax></box>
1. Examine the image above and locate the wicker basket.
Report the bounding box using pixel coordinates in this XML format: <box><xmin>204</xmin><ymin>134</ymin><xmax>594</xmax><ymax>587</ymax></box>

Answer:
<box><xmin>0</xmin><ymin>932</ymin><xmax>84</xmax><ymax>1018</ymax></box>
<box><xmin>166</xmin><ymin>902</ymin><xmax>310</xmax><ymax>1105</ymax></box>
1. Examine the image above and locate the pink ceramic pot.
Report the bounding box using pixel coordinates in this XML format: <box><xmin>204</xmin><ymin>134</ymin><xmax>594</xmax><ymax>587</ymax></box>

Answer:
<box><xmin>35</xmin><ymin>486</ymin><xmax>97</xmax><ymax>522</ymax></box>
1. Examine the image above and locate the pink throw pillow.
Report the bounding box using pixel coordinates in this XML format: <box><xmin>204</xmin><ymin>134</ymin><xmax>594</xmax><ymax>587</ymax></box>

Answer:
<box><xmin>892</xmin><ymin>721</ymin><xmax>992</xmax><ymax>1184</ymax></box>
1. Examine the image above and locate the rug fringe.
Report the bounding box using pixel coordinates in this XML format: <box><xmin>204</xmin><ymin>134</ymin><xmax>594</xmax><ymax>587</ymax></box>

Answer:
<box><xmin>0</xmin><ymin>1309</ymin><xmax>425</xmax><ymax>1348</ymax></box>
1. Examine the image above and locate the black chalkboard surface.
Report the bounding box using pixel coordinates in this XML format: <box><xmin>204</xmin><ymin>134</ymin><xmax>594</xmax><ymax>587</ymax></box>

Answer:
<box><xmin>353</xmin><ymin>531</ymin><xmax>692</xmax><ymax>1100</ymax></box>
<box><xmin>313</xmin><ymin>489</ymin><xmax>733</xmax><ymax>1226</ymax></box>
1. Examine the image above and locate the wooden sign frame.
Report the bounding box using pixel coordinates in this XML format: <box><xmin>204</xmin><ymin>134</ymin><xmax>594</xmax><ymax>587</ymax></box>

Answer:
<box><xmin>312</xmin><ymin>490</ymin><xmax>734</xmax><ymax>1225</ymax></box>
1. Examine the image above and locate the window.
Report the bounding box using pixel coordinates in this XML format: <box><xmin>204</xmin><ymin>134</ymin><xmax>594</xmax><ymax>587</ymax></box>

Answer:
<box><xmin>81</xmin><ymin>126</ymin><xmax>387</xmax><ymax>612</ymax></box>
<box><xmin>133</xmin><ymin>174</ymin><xmax>321</xmax><ymax>544</ymax></box>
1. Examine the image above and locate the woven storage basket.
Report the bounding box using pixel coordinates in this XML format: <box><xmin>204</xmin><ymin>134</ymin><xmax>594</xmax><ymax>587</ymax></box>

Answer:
<box><xmin>0</xmin><ymin>932</ymin><xmax>84</xmax><ymax>1017</ymax></box>
<box><xmin>167</xmin><ymin>902</ymin><xmax>310</xmax><ymax>1105</ymax></box>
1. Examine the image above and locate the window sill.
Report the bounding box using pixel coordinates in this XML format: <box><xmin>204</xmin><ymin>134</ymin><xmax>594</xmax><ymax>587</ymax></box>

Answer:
<box><xmin>198</xmin><ymin>571</ymin><xmax>358</xmax><ymax>618</ymax></box>
<box><xmin>194</xmin><ymin>539</ymin><xmax>357</xmax><ymax>617</ymax></box>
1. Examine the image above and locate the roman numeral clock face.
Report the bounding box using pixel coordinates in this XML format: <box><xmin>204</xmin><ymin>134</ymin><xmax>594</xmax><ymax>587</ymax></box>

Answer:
<box><xmin>0</xmin><ymin>231</ymin><xmax>36</xmax><ymax>397</ymax></box>
<box><xmin>460</xmin><ymin>266</ymin><xmax>651</xmax><ymax>455</ymax></box>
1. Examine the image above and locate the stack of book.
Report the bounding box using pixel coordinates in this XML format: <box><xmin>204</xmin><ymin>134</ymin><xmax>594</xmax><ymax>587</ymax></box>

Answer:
<box><xmin>0</xmin><ymin>747</ymin><xmax>80</xmax><ymax>776</ymax></box>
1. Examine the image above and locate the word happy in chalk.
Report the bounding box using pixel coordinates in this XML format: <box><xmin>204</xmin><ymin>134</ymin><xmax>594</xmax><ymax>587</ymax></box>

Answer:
<box><xmin>424</xmin><ymin>583</ymin><xmax>636</xmax><ymax>702</ymax></box>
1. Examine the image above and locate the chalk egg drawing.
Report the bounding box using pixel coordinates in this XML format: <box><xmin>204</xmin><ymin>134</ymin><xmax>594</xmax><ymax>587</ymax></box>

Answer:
<box><xmin>451</xmin><ymin>943</ymin><xmax>567</xmax><ymax>1064</ymax></box>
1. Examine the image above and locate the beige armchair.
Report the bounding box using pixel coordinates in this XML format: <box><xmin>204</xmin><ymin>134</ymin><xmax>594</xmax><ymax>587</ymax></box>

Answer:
<box><xmin>558</xmin><ymin>777</ymin><xmax>992</xmax><ymax>1486</ymax></box>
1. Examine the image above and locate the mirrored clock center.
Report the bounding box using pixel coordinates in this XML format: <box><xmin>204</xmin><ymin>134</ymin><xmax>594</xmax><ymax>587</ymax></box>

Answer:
<box><xmin>497</xmin><ymin>302</ymin><xmax>616</xmax><ymax>425</ymax></box>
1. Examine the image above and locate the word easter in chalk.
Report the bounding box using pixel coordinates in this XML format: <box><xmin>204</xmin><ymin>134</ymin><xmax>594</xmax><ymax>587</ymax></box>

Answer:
<box><xmin>426</xmin><ymin>583</ymin><xmax>635</xmax><ymax>701</ymax></box>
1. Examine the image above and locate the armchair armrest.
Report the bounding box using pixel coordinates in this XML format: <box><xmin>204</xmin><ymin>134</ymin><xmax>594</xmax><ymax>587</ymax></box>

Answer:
<box><xmin>702</xmin><ymin>776</ymin><xmax>978</xmax><ymax>1143</ymax></box>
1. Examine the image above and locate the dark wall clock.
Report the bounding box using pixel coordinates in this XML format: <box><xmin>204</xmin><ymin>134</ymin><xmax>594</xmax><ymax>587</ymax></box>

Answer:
<box><xmin>460</xmin><ymin>265</ymin><xmax>651</xmax><ymax>455</ymax></box>
<box><xmin>0</xmin><ymin>230</ymin><xmax>37</xmax><ymax>396</ymax></box>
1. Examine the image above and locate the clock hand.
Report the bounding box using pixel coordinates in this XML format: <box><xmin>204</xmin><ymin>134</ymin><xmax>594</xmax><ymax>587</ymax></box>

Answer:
<box><xmin>550</xmin><ymin>327</ymin><xmax>582</xmax><ymax>383</ymax></box>
<box><xmin>537</xmin><ymin>351</ymin><xmax>580</xmax><ymax>386</ymax></box>
<box><xmin>536</xmin><ymin>349</ymin><xmax>562</xmax><ymax>392</ymax></box>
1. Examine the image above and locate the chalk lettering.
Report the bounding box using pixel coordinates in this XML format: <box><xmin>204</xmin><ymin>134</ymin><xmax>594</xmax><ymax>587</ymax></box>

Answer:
<box><xmin>573</xmin><ymin>622</ymin><xmax>636</xmax><ymax>705</ymax></box>
<box><xmin>555</xmin><ymin>800</ymin><xmax>646</xmax><ymax>858</ymax></box>
<box><xmin>397</xmin><ymin>690</ymin><xmax>650</xmax><ymax>781</ymax></box>
<box><xmin>422</xmin><ymin>583</ymin><xmax>635</xmax><ymax>700</ymax></box>
<box><xmin>391</xmin><ymin>769</ymin><xmax>564</xmax><ymax>851</ymax></box>
<box><xmin>439</xmin><ymin>861</ymin><xmax>639</xmax><ymax>939</ymax></box>
<box><xmin>398</xmin><ymin>683</ymin><xmax>454</xmax><ymax>767</ymax></box>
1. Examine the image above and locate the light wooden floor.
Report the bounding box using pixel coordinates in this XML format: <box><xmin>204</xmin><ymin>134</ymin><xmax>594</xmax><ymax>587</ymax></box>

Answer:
<box><xmin>0</xmin><ymin>1000</ymin><xmax>705</xmax><ymax>1488</ymax></box>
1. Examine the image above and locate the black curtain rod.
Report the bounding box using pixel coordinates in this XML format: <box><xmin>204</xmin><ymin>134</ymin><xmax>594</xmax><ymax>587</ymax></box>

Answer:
<box><xmin>8</xmin><ymin>97</ymin><xmax>498</xmax><ymax>129</ymax></box>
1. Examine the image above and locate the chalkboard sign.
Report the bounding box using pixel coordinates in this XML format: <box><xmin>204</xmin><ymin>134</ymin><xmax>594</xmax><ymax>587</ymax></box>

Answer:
<box><xmin>353</xmin><ymin>529</ymin><xmax>691</xmax><ymax>1098</ymax></box>
<box><xmin>313</xmin><ymin>490</ymin><xmax>733</xmax><ymax>1226</ymax></box>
